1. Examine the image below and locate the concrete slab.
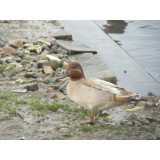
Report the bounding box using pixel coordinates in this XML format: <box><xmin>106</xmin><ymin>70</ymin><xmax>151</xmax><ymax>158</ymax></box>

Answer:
<box><xmin>69</xmin><ymin>53</ymin><xmax>117</xmax><ymax>84</ymax></box>
<box><xmin>0</xmin><ymin>21</ymin><xmax>72</xmax><ymax>43</ymax></box>
<box><xmin>56</xmin><ymin>40</ymin><xmax>97</xmax><ymax>54</ymax></box>
<box><xmin>60</xmin><ymin>20</ymin><xmax>160</xmax><ymax>96</ymax></box>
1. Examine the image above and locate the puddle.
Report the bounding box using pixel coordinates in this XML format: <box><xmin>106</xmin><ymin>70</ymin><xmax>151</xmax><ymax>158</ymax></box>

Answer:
<box><xmin>96</xmin><ymin>20</ymin><xmax>160</xmax><ymax>84</ymax></box>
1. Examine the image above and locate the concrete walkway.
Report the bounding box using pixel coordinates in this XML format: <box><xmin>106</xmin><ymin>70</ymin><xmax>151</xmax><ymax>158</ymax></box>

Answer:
<box><xmin>60</xmin><ymin>20</ymin><xmax>160</xmax><ymax>96</ymax></box>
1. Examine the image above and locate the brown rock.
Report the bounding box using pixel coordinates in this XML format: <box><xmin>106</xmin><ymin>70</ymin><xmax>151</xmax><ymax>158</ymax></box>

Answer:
<box><xmin>43</xmin><ymin>65</ymin><xmax>54</xmax><ymax>75</ymax></box>
<box><xmin>47</xmin><ymin>88</ymin><xmax>59</xmax><ymax>93</ymax></box>
<box><xmin>4</xmin><ymin>47</ymin><xmax>16</xmax><ymax>56</ymax></box>
<box><xmin>9</xmin><ymin>40</ymin><xmax>23</xmax><ymax>48</ymax></box>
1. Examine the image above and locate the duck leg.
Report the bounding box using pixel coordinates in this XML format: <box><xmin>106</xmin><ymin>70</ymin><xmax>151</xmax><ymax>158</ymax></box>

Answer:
<box><xmin>89</xmin><ymin>110</ymin><xmax>94</xmax><ymax>123</ymax></box>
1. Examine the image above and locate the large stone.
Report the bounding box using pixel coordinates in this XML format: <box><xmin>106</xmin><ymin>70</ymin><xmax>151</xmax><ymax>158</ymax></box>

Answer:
<box><xmin>69</xmin><ymin>53</ymin><xmax>117</xmax><ymax>84</ymax></box>
<box><xmin>145</xmin><ymin>111</ymin><xmax>160</xmax><ymax>122</ymax></box>
<box><xmin>4</xmin><ymin>47</ymin><xmax>16</xmax><ymax>56</ymax></box>
<box><xmin>3</xmin><ymin>70</ymin><xmax>15</xmax><ymax>77</ymax></box>
<box><xmin>37</xmin><ymin>60</ymin><xmax>58</xmax><ymax>70</ymax></box>
<box><xmin>145</xmin><ymin>102</ymin><xmax>155</xmax><ymax>108</ymax></box>
<box><xmin>57</xmin><ymin>40</ymin><xmax>97</xmax><ymax>54</ymax></box>
<box><xmin>44</xmin><ymin>76</ymin><xmax>58</xmax><ymax>84</ymax></box>
<box><xmin>43</xmin><ymin>66</ymin><xmax>54</xmax><ymax>75</ymax></box>
<box><xmin>25</xmin><ymin>72</ymin><xmax>38</xmax><ymax>78</ymax></box>
<box><xmin>9</xmin><ymin>39</ymin><xmax>23</xmax><ymax>48</ymax></box>
<box><xmin>24</xmin><ymin>82</ymin><xmax>38</xmax><ymax>91</ymax></box>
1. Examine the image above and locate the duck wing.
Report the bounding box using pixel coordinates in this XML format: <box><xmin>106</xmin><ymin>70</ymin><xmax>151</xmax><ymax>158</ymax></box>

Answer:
<box><xmin>82</xmin><ymin>78</ymin><xmax>137</xmax><ymax>97</ymax></box>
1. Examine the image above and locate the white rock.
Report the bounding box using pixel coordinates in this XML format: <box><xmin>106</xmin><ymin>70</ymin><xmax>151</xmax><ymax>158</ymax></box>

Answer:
<box><xmin>46</xmin><ymin>55</ymin><xmax>61</xmax><ymax>62</ymax></box>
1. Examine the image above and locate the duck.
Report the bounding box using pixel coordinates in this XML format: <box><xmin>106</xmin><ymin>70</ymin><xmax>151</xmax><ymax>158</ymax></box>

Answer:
<box><xmin>60</xmin><ymin>62</ymin><xmax>138</xmax><ymax>123</ymax></box>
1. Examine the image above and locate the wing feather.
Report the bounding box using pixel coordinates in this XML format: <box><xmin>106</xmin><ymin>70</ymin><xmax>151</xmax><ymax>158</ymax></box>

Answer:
<box><xmin>82</xmin><ymin>78</ymin><xmax>136</xmax><ymax>96</ymax></box>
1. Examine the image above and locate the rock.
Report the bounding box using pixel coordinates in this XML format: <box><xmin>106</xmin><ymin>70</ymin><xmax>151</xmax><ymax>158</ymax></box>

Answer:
<box><xmin>4</xmin><ymin>47</ymin><xmax>16</xmax><ymax>56</ymax></box>
<box><xmin>138</xmin><ymin>118</ymin><xmax>150</xmax><ymax>125</ymax></box>
<box><xmin>126</xmin><ymin>114</ymin><xmax>139</xmax><ymax>121</ymax></box>
<box><xmin>46</xmin><ymin>55</ymin><xmax>61</xmax><ymax>62</ymax></box>
<box><xmin>44</xmin><ymin>76</ymin><xmax>57</xmax><ymax>84</ymax></box>
<box><xmin>0</xmin><ymin>73</ymin><xmax>3</xmax><ymax>78</ymax></box>
<box><xmin>145</xmin><ymin>102</ymin><xmax>155</xmax><ymax>108</ymax></box>
<box><xmin>37</xmin><ymin>60</ymin><xmax>48</xmax><ymax>68</ymax></box>
<box><xmin>43</xmin><ymin>66</ymin><xmax>54</xmax><ymax>75</ymax></box>
<box><xmin>41</xmin><ymin>40</ymin><xmax>51</xmax><ymax>46</ymax></box>
<box><xmin>55</xmin><ymin>68</ymin><xmax>63</xmax><ymax>76</ymax></box>
<box><xmin>3</xmin><ymin>70</ymin><xmax>14</xmax><ymax>77</ymax></box>
<box><xmin>57</xmin><ymin>47</ymin><xmax>68</xmax><ymax>55</ymax></box>
<box><xmin>145</xmin><ymin>111</ymin><xmax>160</xmax><ymax>122</ymax></box>
<box><xmin>11</xmin><ymin>89</ymin><xmax>27</xmax><ymax>93</ymax></box>
<box><xmin>56</xmin><ymin>40</ymin><xmax>97</xmax><ymax>54</ymax></box>
<box><xmin>37</xmin><ymin>60</ymin><xmax>58</xmax><ymax>69</ymax></box>
<box><xmin>30</xmin><ymin>62</ymin><xmax>38</xmax><ymax>69</ymax></box>
<box><xmin>47</xmin><ymin>89</ymin><xmax>59</xmax><ymax>93</ymax></box>
<box><xmin>15</xmin><ymin>57</ymin><xmax>21</xmax><ymax>63</ymax></box>
<box><xmin>16</xmin><ymin>51</ymin><xmax>24</xmax><ymax>58</ymax></box>
<box><xmin>63</xmin><ymin>62</ymin><xmax>68</xmax><ymax>69</ymax></box>
<box><xmin>126</xmin><ymin>104</ymin><xmax>135</xmax><ymax>109</ymax></box>
<box><xmin>25</xmin><ymin>72</ymin><xmax>38</xmax><ymax>78</ymax></box>
<box><xmin>50</xmin><ymin>44</ymin><xmax>58</xmax><ymax>53</ymax></box>
<box><xmin>148</xmin><ymin>92</ymin><xmax>155</xmax><ymax>96</ymax></box>
<box><xmin>56</xmin><ymin>108</ymin><xmax>64</xmax><ymax>113</ymax></box>
<box><xmin>6</xmin><ymin>58</ymin><xmax>15</xmax><ymax>64</ymax></box>
<box><xmin>133</xmin><ymin>120</ymin><xmax>142</xmax><ymax>127</ymax></box>
<box><xmin>25</xmin><ymin>55</ymin><xmax>37</xmax><ymax>62</ymax></box>
<box><xmin>0</xmin><ymin>59</ymin><xmax>3</xmax><ymax>64</ymax></box>
<box><xmin>36</xmin><ymin>117</ymin><xmax>46</xmax><ymax>123</ymax></box>
<box><xmin>45</xmin><ymin>93</ymin><xmax>58</xmax><ymax>98</ymax></box>
<box><xmin>137</xmin><ymin>101</ymin><xmax>146</xmax><ymax>107</ymax></box>
<box><xmin>59</xmin><ymin>79</ymin><xmax>69</xmax><ymax>92</ymax></box>
<box><xmin>15</xmin><ymin>79</ymin><xmax>26</xmax><ymax>84</ymax></box>
<box><xmin>50</xmin><ymin>84</ymin><xmax>59</xmax><ymax>90</ymax></box>
<box><xmin>156</xmin><ymin>125</ymin><xmax>160</xmax><ymax>135</ymax></box>
<box><xmin>126</xmin><ymin>106</ymin><xmax>144</xmax><ymax>112</ymax></box>
<box><xmin>21</xmin><ymin>60</ymin><xmax>30</xmax><ymax>65</ymax></box>
<box><xmin>9</xmin><ymin>39</ymin><xmax>23</xmax><ymax>48</ymax></box>
<box><xmin>24</xmin><ymin>82</ymin><xmax>38</xmax><ymax>91</ymax></box>
<box><xmin>141</xmin><ymin>96</ymin><xmax>149</xmax><ymax>101</ymax></box>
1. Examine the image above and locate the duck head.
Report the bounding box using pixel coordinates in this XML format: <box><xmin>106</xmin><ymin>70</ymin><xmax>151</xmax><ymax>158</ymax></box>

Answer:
<box><xmin>59</xmin><ymin>62</ymin><xmax>85</xmax><ymax>81</ymax></box>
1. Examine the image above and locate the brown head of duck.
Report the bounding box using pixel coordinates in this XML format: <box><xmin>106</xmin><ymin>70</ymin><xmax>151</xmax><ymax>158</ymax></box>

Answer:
<box><xmin>60</xmin><ymin>62</ymin><xmax>85</xmax><ymax>81</ymax></box>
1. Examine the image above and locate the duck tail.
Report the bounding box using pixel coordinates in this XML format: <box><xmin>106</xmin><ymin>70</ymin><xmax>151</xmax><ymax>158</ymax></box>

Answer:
<box><xmin>115</xmin><ymin>93</ymin><xmax>139</xmax><ymax>102</ymax></box>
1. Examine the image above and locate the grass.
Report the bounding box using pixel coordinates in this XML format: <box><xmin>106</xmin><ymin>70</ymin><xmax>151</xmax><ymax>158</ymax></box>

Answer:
<box><xmin>0</xmin><ymin>92</ymin><xmax>26</xmax><ymax>117</ymax></box>
<box><xmin>30</xmin><ymin>100</ymin><xmax>71</xmax><ymax>112</ymax></box>
<box><xmin>103</xmin><ymin>117</ymin><xmax>110</xmax><ymax>123</ymax></box>
<box><xmin>0</xmin><ymin>64</ymin><xmax>7</xmax><ymax>73</ymax></box>
<box><xmin>0</xmin><ymin>102</ymin><xmax>21</xmax><ymax>117</ymax></box>
<box><xmin>76</xmin><ymin>112</ymin><xmax>90</xmax><ymax>118</ymax></box>
<box><xmin>0</xmin><ymin>92</ymin><xmax>14</xmax><ymax>100</ymax></box>
<box><xmin>13</xmin><ymin>99</ymin><xmax>28</xmax><ymax>104</ymax></box>
<box><xmin>79</xmin><ymin>125</ymin><xmax>94</xmax><ymax>132</ymax></box>
<box><xmin>8</xmin><ymin>65</ymin><xmax>16</xmax><ymax>70</ymax></box>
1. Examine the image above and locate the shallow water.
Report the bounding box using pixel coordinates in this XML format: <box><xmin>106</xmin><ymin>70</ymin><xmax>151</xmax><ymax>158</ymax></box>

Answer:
<box><xmin>96</xmin><ymin>20</ymin><xmax>160</xmax><ymax>84</ymax></box>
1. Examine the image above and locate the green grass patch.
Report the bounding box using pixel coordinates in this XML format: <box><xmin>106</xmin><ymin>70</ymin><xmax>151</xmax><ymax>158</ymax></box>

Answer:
<box><xmin>103</xmin><ymin>117</ymin><xmax>110</xmax><ymax>123</ymax></box>
<box><xmin>0</xmin><ymin>102</ymin><xmax>21</xmax><ymax>117</ymax></box>
<box><xmin>76</xmin><ymin>112</ymin><xmax>90</xmax><ymax>118</ymax></box>
<box><xmin>0</xmin><ymin>92</ymin><xmax>14</xmax><ymax>100</ymax></box>
<box><xmin>13</xmin><ymin>99</ymin><xmax>28</xmax><ymax>104</ymax></box>
<box><xmin>0</xmin><ymin>64</ymin><xmax>7</xmax><ymax>73</ymax></box>
<box><xmin>8</xmin><ymin>65</ymin><xmax>16</xmax><ymax>70</ymax></box>
<box><xmin>30</xmin><ymin>100</ymin><xmax>71</xmax><ymax>112</ymax></box>
<box><xmin>79</xmin><ymin>125</ymin><xmax>94</xmax><ymax>132</ymax></box>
